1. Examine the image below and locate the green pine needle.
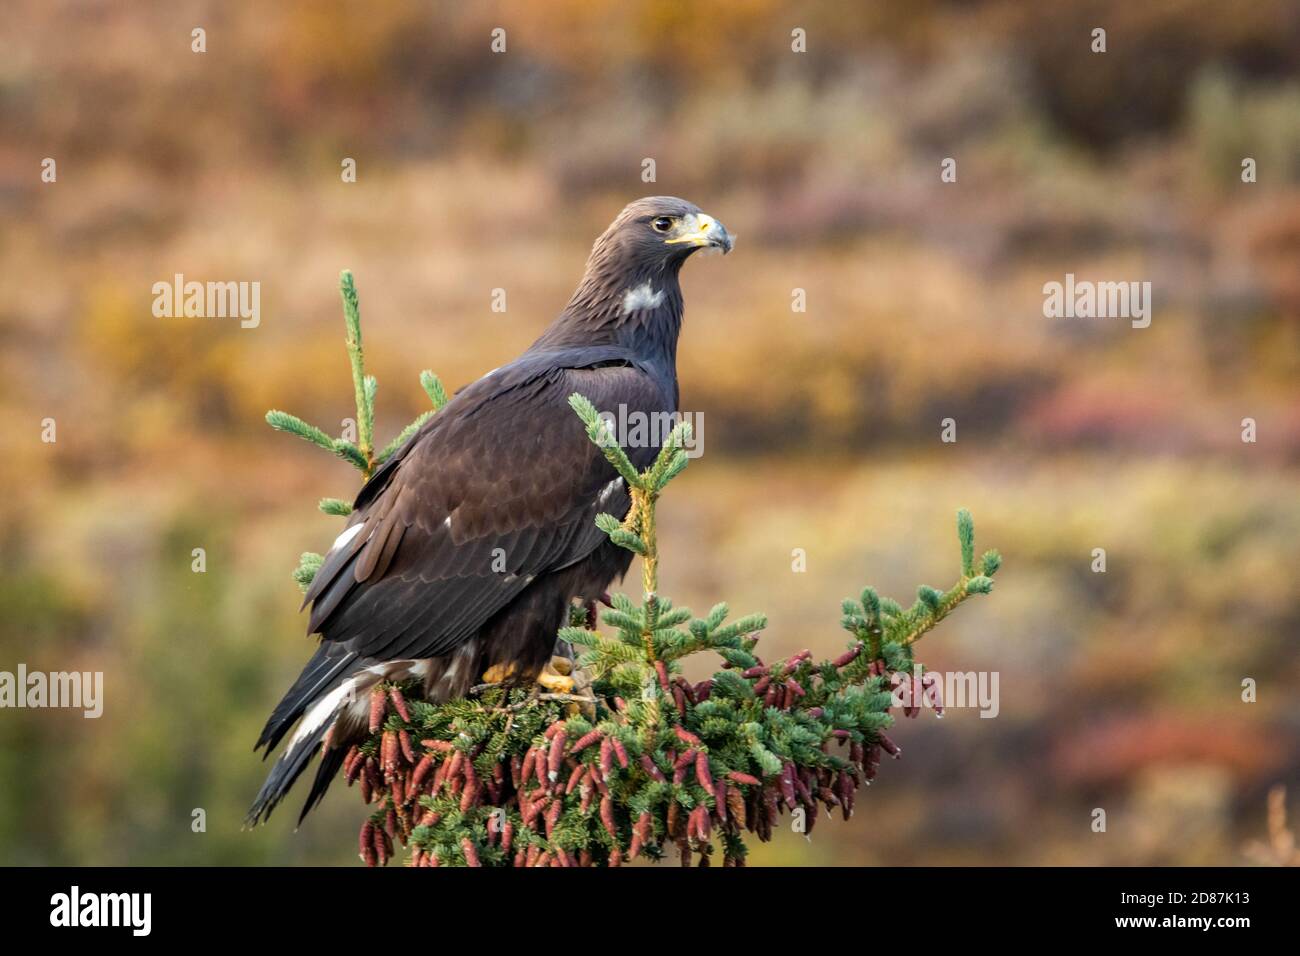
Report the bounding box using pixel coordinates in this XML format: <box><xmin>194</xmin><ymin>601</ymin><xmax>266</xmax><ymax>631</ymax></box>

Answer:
<box><xmin>568</xmin><ymin>393</ymin><xmax>642</xmax><ymax>487</ymax></box>
<box><xmin>293</xmin><ymin>552</ymin><xmax>323</xmax><ymax>591</ymax></box>
<box><xmin>607</xmin><ymin>528</ymin><xmax>647</xmax><ymax>555</ymax></box>
<box><xmin>957</xmin><ymin>508</ymin><xmax>976</xmax><ymax>577</ymax></box>
<box><xmin>265</xmin><ymin>410</ymin><xmax>336</xmax><ymax>453</ymax></box>
<box><xmin>420</xmin><ymin>370</ymin><xmax>449</xmax><ymax>410</ymax></box>
<box><xmin>918</xmin><ymin>585</ymin><xmax>944</xmax><ymax>611</ymax></box>
<box><xmin>376</xmin><ymin>410</ymin><xmax>434</xmax><ymax>464</ymax></box>
<box><xmin>340</xmin><ymin>270</ymin><xmax>372</xmax><ymax>464</ymax></box>
<box><xmin>332</xmin><ymin>439</ymin><xmax>369</xmax><ymax>472</ymax></box>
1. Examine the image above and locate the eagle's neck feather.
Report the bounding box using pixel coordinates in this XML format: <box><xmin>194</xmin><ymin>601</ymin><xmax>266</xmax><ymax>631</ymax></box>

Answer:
<box><xmin>530</xmin><ymin>260</ymin><xmax>685</xmax><ymax>371</ymax></box>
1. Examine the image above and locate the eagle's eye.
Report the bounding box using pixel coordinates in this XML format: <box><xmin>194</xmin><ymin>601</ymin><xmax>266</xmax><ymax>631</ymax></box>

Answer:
<box><xmin>651</xmin><ymin>216</ymin><xmax>674</xmax><ymax>233</ymax></box>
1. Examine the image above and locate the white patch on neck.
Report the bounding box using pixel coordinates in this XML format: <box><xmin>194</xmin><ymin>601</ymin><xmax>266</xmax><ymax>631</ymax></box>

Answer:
<box><xmin>622</xmin><ymin>282</ymin><xmax>664</xmax><ymax>314</ymax></box>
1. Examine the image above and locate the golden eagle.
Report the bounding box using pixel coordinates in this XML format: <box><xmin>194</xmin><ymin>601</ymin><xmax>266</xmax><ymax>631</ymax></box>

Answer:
<box><xmin>249</xmin><ymin>197</ymin><xmax>732</xmax><ymax>824</ymax></box>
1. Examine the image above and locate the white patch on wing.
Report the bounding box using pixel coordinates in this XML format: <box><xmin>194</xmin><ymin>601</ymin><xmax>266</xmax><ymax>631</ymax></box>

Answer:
<box><xmin>289</xmin><ymin>659</ymin><xmax>435</xmax><ymax>751</ymax></box>
<box><xmin>435</xmin><ymin>642</ymin><xmax>479</xmax><ymax>697</ymax></box>
<box><xmin>409</xmin><ymin>660</ymin><xmax>432</xmax><ymax>680</ymax></box>
<box><xmin>290</xmin><ymin>676</ymin><xmax>360</xmax><ymax>749</ymax></box>
<box><xmin>443</xmin><ymin>656</ymin><xmax>462</xmax><ymax>684</ymax></box>
<box><xmin>597</xmin><ymin>477</ymin><xmax>623</xmax><ymax>505</ymax></box>
<box><xmin>361</xmin><ymin>659</ymin><xmax>427</xmax><ymax>683</ymax></box>
<box><xmin>622</xmin><ymin>282</ymin><xmax>664</xmax><ymax>314</ymax></box>
<box><xmin>332</xmin><ymin>523</ymin><xmax>365</xmax><ymax>552</ymax></box>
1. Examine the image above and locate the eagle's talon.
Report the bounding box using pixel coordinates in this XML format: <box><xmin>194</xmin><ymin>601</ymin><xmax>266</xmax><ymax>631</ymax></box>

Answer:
<box><xmin>537</xmin><ymin>660</ymin><xmax>575</xmax><ymax>695</ymax></box>
<box><xmin>481</xmin><ymin>662</ymin><xmax>518</xmax><ymax>685</ymax></box>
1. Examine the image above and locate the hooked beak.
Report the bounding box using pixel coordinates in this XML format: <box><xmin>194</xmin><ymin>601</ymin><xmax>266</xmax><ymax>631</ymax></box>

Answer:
<box><xmin>665</xmin><ymin>212</ymin><xmax>733</xmax><ymax>254</ymax></box>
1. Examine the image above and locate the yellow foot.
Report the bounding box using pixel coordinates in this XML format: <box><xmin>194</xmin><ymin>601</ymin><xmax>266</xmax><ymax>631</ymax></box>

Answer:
<box><xmin>481</xmin><ymin>662</ymin><xmax>518</xmax><ymax>684</ymax></box>
<box><xmin>537</xmin><ymin>658</ymin><xmax>575</xmax><ymax>694</ymax></box>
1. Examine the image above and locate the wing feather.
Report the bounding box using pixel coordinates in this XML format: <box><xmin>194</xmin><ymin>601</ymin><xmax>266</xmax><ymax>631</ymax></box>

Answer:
<box><xmin>302</xmin><ymin>352</ymin><xmax>664</xmax><ymax>663</ymax></box>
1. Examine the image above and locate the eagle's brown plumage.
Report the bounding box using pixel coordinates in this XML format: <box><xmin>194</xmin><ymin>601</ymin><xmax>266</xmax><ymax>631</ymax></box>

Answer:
<box><xmin>249</xmin><ymin>197</ymin><xmax>731</xmax><ymax>824</ymax></box>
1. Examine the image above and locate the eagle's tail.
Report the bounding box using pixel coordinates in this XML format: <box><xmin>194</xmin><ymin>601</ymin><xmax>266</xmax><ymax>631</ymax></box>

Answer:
<box><xmin>254</xmin><ymin>644</ymin><xmax>360</xmax><ymax>754</ymax></box>
<box><xmin>249</xmin><ymin>649</ymin><xmax>449</xmax><ymax>826</ymax></box>
<box><xmin>245</xmin><ymin>722</ymin><xmax>336</xmax><ymax>827</ymax></box>
<box><xmin>247</xmin><ymin>645</ymin><xmax>363</xmax><ymax>826</ymax></box>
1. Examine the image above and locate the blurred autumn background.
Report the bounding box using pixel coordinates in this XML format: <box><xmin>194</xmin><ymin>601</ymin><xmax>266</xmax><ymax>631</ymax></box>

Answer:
<box><xmin>2</xmin><ymin>0</ymin><xmax>1299</xmax><ymax>866</ymax></box>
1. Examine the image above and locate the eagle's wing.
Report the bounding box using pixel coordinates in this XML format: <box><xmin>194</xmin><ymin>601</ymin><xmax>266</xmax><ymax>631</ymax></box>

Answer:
<box><xmin>302</xmin><ymin>352</ymin><xmax>666</xmax><ymax>664</ymax></box>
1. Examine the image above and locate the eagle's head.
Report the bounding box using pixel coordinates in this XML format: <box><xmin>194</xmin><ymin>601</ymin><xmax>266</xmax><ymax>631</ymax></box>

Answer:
<box><xmin>542</xmin><ymin>196</ymin><xmax>732</xmax><ymax>351</ymax></box>
<box><xmin>594</xmin><ymin>196</ymin><xmax>733</xmax><ymax>276</ymax></box>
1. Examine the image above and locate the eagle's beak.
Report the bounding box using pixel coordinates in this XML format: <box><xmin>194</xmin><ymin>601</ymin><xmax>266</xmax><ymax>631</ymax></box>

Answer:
<box><xmin>665</xmin><ymin>213</ymin><xmax>733</xmax><ymax>254</ymax></box>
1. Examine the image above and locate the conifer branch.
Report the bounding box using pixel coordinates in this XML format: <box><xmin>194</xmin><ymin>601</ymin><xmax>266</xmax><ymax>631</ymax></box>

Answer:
<box><xmin>293</xmin><ymin>552</ymin><xmax>324</xmax><ymax>593</ymax></box>
<box><xmin>567</xmin><ymin>394</ymin><xmax>642</xmax><ymax>487</ymax></box>
<box><xmin>420</xmin><ymin>370</ymin><xmax>449</xmax><ymax>411</ymax></box>
<box><xmin>266</xmin><ymin>272</ymin><xmax>449</xmax><ymax>589</ymax></box>
<box><xmin>339</xmin><ymin>270</ymin><xmax>374</xmax><ymax>474</ymax></box>
<box><xmin>376</xmin><ymin>411</ymin><xmax>434</xmax><ymax>465</ymax></box>
<box><xmin>342</xmin><ymin>409</ymin><xmax>999</xmax><ymax>867</ymax></box>
<box><xmin>264</xmin><ymin>410</ymin><xmax>337</xmax><ymax>454</ymax></box>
